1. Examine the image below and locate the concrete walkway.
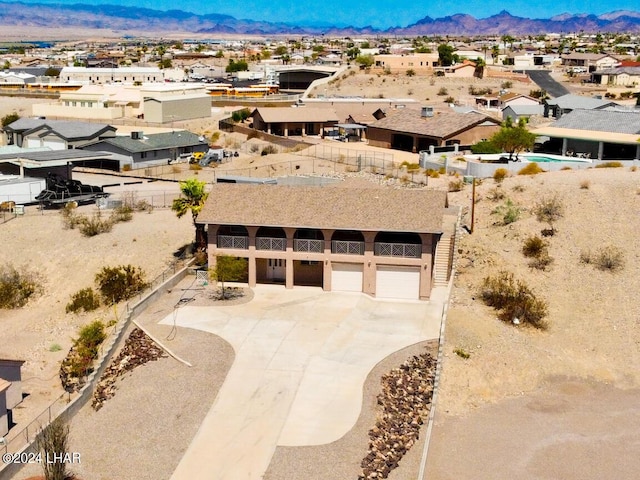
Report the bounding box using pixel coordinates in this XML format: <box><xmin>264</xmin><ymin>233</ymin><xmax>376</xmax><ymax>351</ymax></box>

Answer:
<box><xmin>165</xmin><ymin>285</ymin><xmax>444</xmax><ymax>480</ymax></box>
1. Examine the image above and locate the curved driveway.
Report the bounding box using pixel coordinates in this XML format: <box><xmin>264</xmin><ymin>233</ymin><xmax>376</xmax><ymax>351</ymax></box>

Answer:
<box><xmin>164</xmin><ymin>285</ymin><xmax>444</xmax><ymax>480</ymax></box>
<box><xmin>524</xmin><ymin>70</ymin><xmax>570</xmax><ymax>98</ymax></box>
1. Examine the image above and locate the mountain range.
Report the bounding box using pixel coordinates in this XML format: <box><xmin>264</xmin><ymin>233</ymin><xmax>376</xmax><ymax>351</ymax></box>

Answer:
<box><xmin>0</xmin><ymin>2</ymin><xmax>639</xmax><ymax>35</ymax></box>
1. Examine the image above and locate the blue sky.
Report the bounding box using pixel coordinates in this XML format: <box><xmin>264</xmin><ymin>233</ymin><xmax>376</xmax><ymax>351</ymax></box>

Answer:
<box><xmin>21</xmin><ymin>0</ymin><xmax>640</xmax><ymax>29</ymax></box>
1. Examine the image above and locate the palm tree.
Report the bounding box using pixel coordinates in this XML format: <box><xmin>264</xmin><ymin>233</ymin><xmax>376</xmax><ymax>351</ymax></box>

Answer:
<box><xmin>172</xmin><ymin>178</ymin><xmax>209</xmax><ymax>251</ymax></box>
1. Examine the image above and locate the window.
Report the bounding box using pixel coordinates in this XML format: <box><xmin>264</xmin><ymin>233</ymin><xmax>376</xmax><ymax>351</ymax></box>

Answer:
<box><xmin>301</xmin><ymin>260</ymin><xmax>319</xmax><ymax>266</ymax></box>
<box><xmin>141</xmin><ymin>152</ymin><xmax>147</xmax><ymax>159</ymax></box>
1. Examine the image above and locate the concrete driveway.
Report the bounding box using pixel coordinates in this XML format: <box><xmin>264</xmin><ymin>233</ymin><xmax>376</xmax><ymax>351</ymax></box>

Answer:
<box><xmin>164</xmin><ymin>285</ymin><xmax>444</xmax><ymax>480</ymax></box>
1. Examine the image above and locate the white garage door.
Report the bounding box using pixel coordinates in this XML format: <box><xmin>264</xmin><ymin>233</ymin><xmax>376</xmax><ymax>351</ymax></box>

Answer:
<box><xmin>331</xmin><ymin>263</ymin><xmax>363</xmax><ymax>292</ymax></box>
<box><xmin>376</xmin><ymin>266</ymin><xmax>420</xmax><ymax>300</ymax></box>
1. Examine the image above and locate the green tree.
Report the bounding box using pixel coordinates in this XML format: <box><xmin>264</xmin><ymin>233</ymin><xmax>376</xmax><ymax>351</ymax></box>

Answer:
<box><xmin>1</xmin><ymin>112</ymin><xmax>19</xmax><ymax>128</ymax></box>
<box><xmin>274</xmin><ymin>45</ymin><xmax>288</xmax><ymax>56</ymax></box>
<box><xmin>355</xmin><ymin>54</ymin><xmax>374</xmax><ymax>69</ymax></box>
<box><xmin>225</xmin><ymin>59</ymin><xmax>249</xmax><ymax>72</ymax></box>
<box><xmin>490</xmin><ymin>118</ymin><xmax>536</xmax><ymax>161</ymax></box>
<box><xmin>210</xmin><ymin>255</ymin><xmax>248</xmax><ymax>299</ymax></box>
<box><xmin>172</xmin><ymin>178</ymin><xmax>209</xmax><ymax>250</ymax></box>
<box><xmin>437</xmin><ymin>44</ymin><xmax>455</xmax><ymax>66</ymax></box>
<box><xmin>346</xmin><ymin>47</ymin><xmax>360</xmax><ymax>60</ymax></box>
<box><xmin>158</xmin><ymin>58</ymin><xmax>172</xmax><ymax>69</ymax></box>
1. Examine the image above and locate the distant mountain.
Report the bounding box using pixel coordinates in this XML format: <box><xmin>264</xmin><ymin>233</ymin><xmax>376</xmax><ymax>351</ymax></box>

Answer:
<box><xmin>0</xmin><ymin>1</ymin><xmax>638</xmax><ymax>35</ymax></box>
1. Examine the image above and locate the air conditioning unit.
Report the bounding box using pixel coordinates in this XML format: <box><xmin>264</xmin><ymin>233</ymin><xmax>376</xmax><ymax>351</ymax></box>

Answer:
<box><xmin>131</xmin><ymin>131</ymin><xmax>144</xmax><ymax>140</ymax></box>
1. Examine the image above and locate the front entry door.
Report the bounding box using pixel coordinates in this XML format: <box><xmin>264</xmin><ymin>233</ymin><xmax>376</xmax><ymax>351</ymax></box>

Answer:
<box><xmin>267</xmin><ymin>259</ymin><xmax>285</xmax><ymax>282</ymax></box>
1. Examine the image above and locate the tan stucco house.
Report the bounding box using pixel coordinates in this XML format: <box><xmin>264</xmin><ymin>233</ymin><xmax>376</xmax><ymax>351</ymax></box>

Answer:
<box><xmin>367</xmin><ymin>107</ymin><xmax>501</xmax><ymax>152</ymax></box>
<box><xmin>198</xmin><ymin>184</ymin><xmax>448</xmax><ymax>300</ymax></box>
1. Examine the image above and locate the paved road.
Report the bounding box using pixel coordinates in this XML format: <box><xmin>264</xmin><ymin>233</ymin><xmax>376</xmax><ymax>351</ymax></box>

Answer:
<box><xmin>523</xmin><ymin>70</ymin><xmax>570</xmax><ymax>98</ymax></box>
<box><xmin>164</xmin><ymin>285</ymin><xmax>445</xmax><ymax>480</ymax></box>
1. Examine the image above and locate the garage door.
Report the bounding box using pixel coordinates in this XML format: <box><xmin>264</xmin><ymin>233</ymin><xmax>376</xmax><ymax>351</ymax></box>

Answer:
<box><xmin>331</xmin><ymin>263</ymin><xmax>363</xmax><ymax>292</ymax></box>
<box><xmin>376</xmin><ymin>266</ymin><xmax>420</xmax><ymax>300</ymax></box>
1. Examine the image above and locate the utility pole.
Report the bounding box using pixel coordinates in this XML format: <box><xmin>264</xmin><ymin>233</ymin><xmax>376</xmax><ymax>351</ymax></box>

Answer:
<box><xmin>470</xmin><ymin>177</ymin><xmax>476</xmax><ymax>234</ymax></box>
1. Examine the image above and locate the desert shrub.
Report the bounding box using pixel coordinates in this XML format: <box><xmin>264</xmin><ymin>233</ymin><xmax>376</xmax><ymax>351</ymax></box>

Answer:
<box><xmin>518</xmin><ymin>163</ymin><xmax>545</xmax><ymax>175</ymax></box>
<box><xmin>493</xmin><ymin>168</ymin><xmax>508</xmax><ymax>183</ymax></box>
<box><xmin>479</xmin><ymin>271</ymin><xmax>548</xmax><ymax>329</ymax></box>
<box><xmin>581</xmin><ymin>245</ymin><xmax>624</xmax><ymax>272</ymax></box>
<box><xmin>438</xmin><ymin>167</ymin><xmax>446</xmax><ymax>175</ymax></box>
<box><xmin>427</xmin><ymin>169</ymin><xmax>439</xmax><ymax>178</ymax></box>
<box><xmin>522</xmin><ymin>235</ymin><xmax>546</xmax><ymax>258</ymax></box>
<box><xmin>486</xmin><ymin>187</ymin><xmax>505</xmax><ymax>201</ymax></box>
<box><xmin>630</xmin><ymin>166</ymin><xmax>637</xmax><ymax>172</ymax></box>
<box><xmin>533</xmin><ymin>194</ymin><xmax>564</xmax><ymax>235</ymax></box>
<box><xmin>492</xmin><ymin>199</ymin><xmax>520</xmax><ymax>225</ymax></box>
<box><xmin>0</xmin><ymin>264</ymin><xmax>43</xmax><ymax>308</ymax></box>
<box><xmin>512</xmin><ymin>184</ymin><xmax>525</xmax><ymax>192</ymax></box>
<box><xmin>595</xmin><ymin>161</ymin><xmax>623</xmax><ymax>168</ymax></box>
<box><xmin>36</xmin><ymin>418</ymin><xmax>70</xmax><ymax>480</ymax></box>
<box><xmin>66</xmin><ymin>287</ymin><xmax>101</xmax><ymax>313</ymax></box>
<box><xmin>529</xmin><ymin>251</ymin><xmax>553</xmax><ymax>271</ymax></box>
<box><xmin>134</xmin><ymin>199</ymin><xmax>153</xmax><ymax>213</ymax></box>
<box><xmin>560</xmin><ymin>166</ymin><xmax>572</xmax><ymax>171</ymax></box>
<box><xmin>448</xmin><ymin>179</ymin><xmax>464</xmax><ymax>192</ymax></box>
<box><xmin>78</xmin><ymin>212</ymin><xmax>113</xmax><ymax>237</ymax></box>
<box><xmin>444</xmin><ymin>96</ymin><xmax>455</xmax><ymax>103</ymax></box>
<box><xmin>95</xmin><ymin>265</ymin><xmax>149</xmax><ymax>304</ymax></box>
<box><xmin>60</xmin><ymin>203</ymin><xmax>83</xmax><ymax>229</ymax></box>
<box><xmin>261</xmin><ymin>145</ymin><xmax>278</xmax><ymax>156</ymax></box>
<box><xmin>501</xmin><ymin>81</ymin><xmax>513</xmax><ymax>89</ymax></box>
<box><xmin>189</xmin><ymin>163</ymin><xmax>202</xmax><ymax>171</ymax></box>
<box><xmin>437</xmin><ymin>86</ymin><xmax>448</xmax><ymax>96</ymax></box>
<box><xmin>454</xmin><ymin>347</ymin><xmax>470</xmax><ymax>359</ymax></box>
<box><xmin>76</xmin><ymin>320</ymin><xmax>107</xmax><ymax>359</ymax></box>
<box><xmin>122</xmin><ymin>164</ymin><xmax>132</xmax><ymax>172</ymax></box>
<box><xmin>580</xmin><ymin>179</ymin><xmax>590</xmax><ymax>189</ymax></box>
<box><xmin>111</xmin><ymin>204</ymin><xmax>133</xmax><ymax>223</ymax></box>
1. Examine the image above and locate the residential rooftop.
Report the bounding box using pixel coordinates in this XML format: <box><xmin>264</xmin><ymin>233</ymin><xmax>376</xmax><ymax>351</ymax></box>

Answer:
<box><xmin>198</xmin><ymin>183</ymin><xmax>447</xmax><ymax>233</ymax></box>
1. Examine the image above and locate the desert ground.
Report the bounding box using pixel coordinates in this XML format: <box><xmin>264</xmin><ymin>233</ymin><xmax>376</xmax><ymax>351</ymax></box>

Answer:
<box><xmin>2</xmin><ymin>68</ymin><xmax>640</xmax><ymax>479</ymax></box>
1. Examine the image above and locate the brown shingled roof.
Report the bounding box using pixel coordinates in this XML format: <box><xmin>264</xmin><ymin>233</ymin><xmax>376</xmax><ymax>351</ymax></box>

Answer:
<box><xmin>368</xmin><ymin>109</ymin><xmax>499</xmax><ymax>139</ymax></box>
<box><xmin>198</xmin><ymin>184</ymin><xmax>446</xmax><ymax>233</ymax></box>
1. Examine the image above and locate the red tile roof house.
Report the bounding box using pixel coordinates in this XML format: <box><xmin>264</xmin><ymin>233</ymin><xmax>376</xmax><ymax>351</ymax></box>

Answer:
<box><xmin>197</xmin><ymin>183</ymin><xmax>448</xmax><ymax>300</ymax></box>
<box><xmin>366</xmin><ymin>107</ymin><xmax>501</xmax><ymax>153</ymax></box>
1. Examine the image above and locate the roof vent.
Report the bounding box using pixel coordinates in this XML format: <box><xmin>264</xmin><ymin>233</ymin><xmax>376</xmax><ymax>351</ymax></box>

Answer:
<box><xmin>421</xmin><ymin>106</ymin><xmax>434</xmax><ymax>118</ymax></box>
<box><xmin>131</xmin><ymin>131</ymin><xmax>144</xmax><ymax>139</ymax></box>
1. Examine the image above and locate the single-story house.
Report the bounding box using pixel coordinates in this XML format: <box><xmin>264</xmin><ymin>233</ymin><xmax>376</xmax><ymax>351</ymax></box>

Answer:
<box><xmin>373</xmin><ymin>53</ymin><xmax>439</xmax><ymax>73</ymax></box>
<box><xmin>561</xmin><ymin>53</ymin><xmax>620</xmax><ymax>72</ymax></box>
<box><xmin>532</xmin><ymin>108</ymin><xmax>640</xmax><ymax>160</ymax></box>
<box><xmin>544</xmin><ymin>94</ymin><xmax>619</xmax><ymax>118</ymax></box>
<box><xmin>498</xmin><ymin>92</ymin><xmax>540</xmax><ymax>109</ymax></box>
<box><xmin>198</xmin><ymin>183</ymin><xmax>448</xmax><ymax>300</ymax></box>
<box><xmin>590</xmin><ymin>66</ymin><xmax>640</xmax><ymax>86</ymax></box>
<box><xmin>367</xmin><ymin>107</ymin><xmax>501</xmax><ymax>152</ymax></box>
<box><xmin>143</xmin><ymin>93</ymin><xmax>212</xmax><ymax>124</ymax></box>
<box><xmin>250</xmin><ymin>107</ymin><xmax>339</xmax><ymax>137</ymax></box>
<box><xmin>502</xmin><ymin>104</ymin><xmax>544</xmax><ymax>122</ymax></box>
<box><xmin>4</xmin><ymin>118</ymin><xmax>116</xmax><ymax>149</ymax></box>
<box><xmin>82</xmin><ymin>130</ymin><xmax>209</xmax><ymax>169</ymax></box>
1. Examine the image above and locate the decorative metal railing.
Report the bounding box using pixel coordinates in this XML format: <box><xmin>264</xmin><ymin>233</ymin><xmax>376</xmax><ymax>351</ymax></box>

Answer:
<box><xmin>374</xmin><ymin>242</ymin><xmax>421</xmax><ymax>258</ymax></box>
<box><xmin>256</xmin><ymin>237</ymin><xmax>286</xmax><ymax>251</ymax></box>
<box><xmin>331</xmin><ymin>240</ymin><xmax>365</xmax><ymax>255</ymax></box>
<box><xmin>294</xmin><ymin>239</ymin><xmax>324</xmax><ymax>253</ymax></box>
<box><xmin>217</xmin><ymin>235</ymin><xmax>249</xmax><ymax>249</ymax></box>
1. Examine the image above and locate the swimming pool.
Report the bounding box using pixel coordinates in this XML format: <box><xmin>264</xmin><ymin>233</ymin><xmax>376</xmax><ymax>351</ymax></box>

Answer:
<box><xmin>464</xmin><ymin>153</ymin><xmax>592</xmax><ymax>163</ymax></box>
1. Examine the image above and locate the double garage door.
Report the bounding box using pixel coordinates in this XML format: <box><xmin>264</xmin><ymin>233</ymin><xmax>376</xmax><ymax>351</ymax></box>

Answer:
<box><xmin>331</xmin><ymin>263</ymin><xmax>420</xmax><ymax>300</ymax></box>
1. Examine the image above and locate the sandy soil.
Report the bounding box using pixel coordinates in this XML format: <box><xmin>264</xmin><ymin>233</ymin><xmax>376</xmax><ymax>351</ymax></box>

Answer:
<box><xmin>3</xmin><ymin>69</ymin><xmax>640</xmax><ymax>479</ymax></box>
